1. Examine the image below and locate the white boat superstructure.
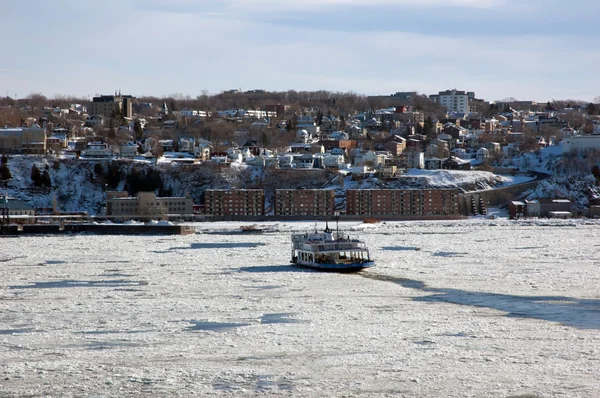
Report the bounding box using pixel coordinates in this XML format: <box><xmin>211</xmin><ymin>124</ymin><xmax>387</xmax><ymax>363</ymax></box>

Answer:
<box><xmin>290</xmin><ymin>224</ymin><xmax>374</xmax><ymax>272</ymax></box>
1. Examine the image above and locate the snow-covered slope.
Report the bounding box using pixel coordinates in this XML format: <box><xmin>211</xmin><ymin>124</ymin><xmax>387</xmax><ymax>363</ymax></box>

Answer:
<box><xmin>2</xmin><ymin>144</ymin><xmax>597</xmax><ymax>215</ymax></box>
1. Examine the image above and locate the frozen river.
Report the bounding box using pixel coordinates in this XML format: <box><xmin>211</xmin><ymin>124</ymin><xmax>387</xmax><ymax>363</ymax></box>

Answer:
<box><xmin>1</xmin><ymin>219</ymin><xmax>599</xmax><ymax>397</ymax></box>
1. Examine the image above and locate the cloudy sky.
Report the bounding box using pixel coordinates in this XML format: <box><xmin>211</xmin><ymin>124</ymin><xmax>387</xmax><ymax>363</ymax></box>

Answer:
<box><xmin>2</xmin><ymin>0</ymin><xmax>598</xmax><ymax>102</ymax></box>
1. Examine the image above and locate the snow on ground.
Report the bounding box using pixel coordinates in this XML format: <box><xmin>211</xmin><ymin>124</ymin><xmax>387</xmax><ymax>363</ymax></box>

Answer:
<box><xmin>402</xmin><ymin>169</ymin><xmax>535</xmax><ymax>188</ymax></box>
<box><xmin>1</xmin><ymin>220</ymin><xmax>599</xmax><ymax>397</ymax></box>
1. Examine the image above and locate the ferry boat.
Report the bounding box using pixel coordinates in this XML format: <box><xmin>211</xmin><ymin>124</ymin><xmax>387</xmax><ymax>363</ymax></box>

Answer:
<box><xmin>290</xmin><ymin>223</ymin><xmax>375</xmax><ymax>272</ymax></box>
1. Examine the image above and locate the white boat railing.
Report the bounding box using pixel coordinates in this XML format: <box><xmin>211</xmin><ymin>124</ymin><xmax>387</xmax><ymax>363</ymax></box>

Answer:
<box><xmin>299</xmin><ymin>241</ymin><xmax>368</xmax><ymax>252</ymax></box>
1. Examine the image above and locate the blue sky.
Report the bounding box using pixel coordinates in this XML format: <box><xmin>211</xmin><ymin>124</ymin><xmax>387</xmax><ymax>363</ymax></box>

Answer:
<box><xmin>2</xmin><ymin>0</ymin><xmax>599</xmax><ymax>103</ymax></box>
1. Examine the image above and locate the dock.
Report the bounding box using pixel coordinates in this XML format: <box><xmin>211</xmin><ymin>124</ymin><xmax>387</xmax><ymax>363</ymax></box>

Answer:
<box><xmin>1</xmin><ymin>223</ymin><xmax>196</xmax><ymax>236</ymax></box>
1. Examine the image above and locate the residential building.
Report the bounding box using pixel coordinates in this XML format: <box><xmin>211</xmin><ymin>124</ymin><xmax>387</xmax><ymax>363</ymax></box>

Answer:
<box><xmin>106</xmin><ymin>191</ymin><xmax>193</xmax><ymax>220</ymax></box>
<box><xmin>509</xmin><ymin>201</ymin><xmax>526</xmax><ymax>219</ymax></box>
<box><xmin>85</xmin><ymin>115</ymin><xmax>105</xmax><ymax>127</ymax></box>
<box><xmin>539</xmin><ymin>199</ymin><xmax>571</xmax><ymax>217</ymax></box>
<box><xmin>382</xmin><ymin>136</ymin><xmax>406</xmax><ymax>156</ymax></box>
<box><xmin>119</xmin><ymin>142</ymin><xmax>138</xmax><ymax>158</ymax></box>
<box><xmin>178</xmin><ymin>109</ymin><xmax>208</xmax><ymax>118</ymax></box>
<box><xmin>377</xmin><ymin>165</ymin><xmax>398</xmax><ymax>178</ymax></box>
<box><xmin>23</xmin><ymin>124</ymin><xmax>47</xmax><ymax>154</ymax></box>
<box><xmin>204</xmin><ymin>189</ymin><xmax>264</xmax><ymax>216</ymax></box>
<box><xmin>429</xmin><ymin>89</ymin><xmax>474</xmax><ymax>114</ymax></box>
<box><xmin>0</xmin><ymin>125</ymin><xmax>46</xmax><ymax>154</ymax></box>
<box><xmin>296</xmin><ymin>115</ymin><xmax>319</xmax><ymax>136</ymax></box>
<box><xmin>89</xmin><ymin>93</ymin><xmax>135</xmax><ymax>118</ymax></box>
<box><xmin>406</xmin><ymin>151</ymin><xmax>425</xmax><ymax>169</ymax></box>
<box><xmin>476</xmin><ymin>147</ymin><xmax>490</xmax><ymax>161</ymax></box>
<box><xmin>0</xmin><ymin>196</ymin><xmax>36</xmax><ymax>224</ymax></box>
<box><xmin>346</xmin><ymin>189</ymin><xmax>460</xmax><ymax>217</ymax></box>
<box><xmin>323</xmin><ymin>154</ymin><xmax>346</xmax><ymax>168</ymax></box>
<box><xmin>320</xmin><ymin>139</ymin><xmax>358</xmax><ymax>154</ymax></box>
<box><xmin>275</xmin><ymin>189</ymin><xmax>335</xmax><ymax>216</ymax></box>
<box><xmin>264</xmin><ymin>104</ymin><xmax>286</xmax><ymax>118</ymax></box>
<box><xmin>424</xmin><ymin>157</ymin><xmax>443</xmax><ymax>170</ymax></box>
<box><xmin>391</xmin><ymin>91</ymin><xmax>418</xmax><ymax>100</ymax></box>
<box><xmin>442</xmin><ymin>156</ymin><xmax>471</xmax><ymax>170</ymax></box>
<box><xmin>525</xmin><ymin>200</ymin><xmax>541</xmax><ymax>217</ymax></box>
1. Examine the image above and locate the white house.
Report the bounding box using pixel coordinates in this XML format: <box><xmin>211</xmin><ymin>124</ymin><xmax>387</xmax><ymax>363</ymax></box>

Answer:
<box><xmin>476</xmin><ymin>147</ymin><xmax>489</xmax><ymax>161</ymax></box>
<box><xmin>85</xmin><ymin>115</ymin><xmax>104</xmax><ymax>126</ymax></box>
<box><xmin>178</xmin><ymin>138</ymin><xmax>195</xmax><ymax>153</ymax></box>
<box><xmin>296</xmin><ymin>115</ymin><xmax>319</xmax><ymax>136</ymax></box>
<box><xmin>451</xmin><ymin>148</ymin><xmax>469</xmax><ymax>160</ymax></box>
<box><xmin>81</xmin><ymin>142</ymin><xmax>112</xmax><ymax>158</ymax></box>
<box><xmin>323</xmin><ymin>154</ymin><xmax>346</xmax><ymax>168</ymax></box>
<box><xmin>296</xmin><ymin>129</ymin><xmax>311</xmax><ymax>143</ymax></box>
<box><xmin>407</xmin><ymin>151</ymin><xmax>425</xmax><ymax>169</ymax></box>
<box><xmin>120</xmin><ymin>142</ymin><xmax>138</xmax><ymax>158</ymax></box>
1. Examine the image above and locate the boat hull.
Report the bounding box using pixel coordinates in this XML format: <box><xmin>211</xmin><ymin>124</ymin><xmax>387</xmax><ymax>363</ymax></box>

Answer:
<box><xmin>291</xmin><ymin>260</ymin><xmax>375</xmax><ymax>273</ymax></box>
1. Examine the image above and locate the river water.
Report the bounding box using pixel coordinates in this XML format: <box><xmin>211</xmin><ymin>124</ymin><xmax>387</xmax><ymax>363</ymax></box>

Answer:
<box><xmin>1</xmin><ymin>219</ymin><xmax>599</xmax><ymax>397</ymax></box>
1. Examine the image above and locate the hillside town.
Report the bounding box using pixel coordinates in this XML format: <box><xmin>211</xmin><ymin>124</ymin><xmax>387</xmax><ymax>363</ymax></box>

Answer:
<box><xmin>2</xmin><ymin>89</ymin><xmax>600</xmax><ymax>225</ymax></box>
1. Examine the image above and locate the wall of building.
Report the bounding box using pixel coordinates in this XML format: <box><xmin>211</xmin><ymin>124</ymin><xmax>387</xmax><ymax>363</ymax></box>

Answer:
<box><xmin>275</xmin><ymin>189</ymin><xmax>335</xmax><ymax>216</ymax></box>
<box><xmin>204</xmin><ymin>189</ymin><xmax>264</xmax><ymax>216</ymax></box>
<box><xmin>346</xmin><ymin>189</ymin><xmax>460</xmax><ymax>216</ymax></box>
<box><xmin>106</xmin><ymin>191</ymin><xmax>193</xmax><ymax>220</ymax></box>
<box><xmin>0</xmin><ymin>127</ymin><xmax>46</xmax><ymax>154</ymax></box>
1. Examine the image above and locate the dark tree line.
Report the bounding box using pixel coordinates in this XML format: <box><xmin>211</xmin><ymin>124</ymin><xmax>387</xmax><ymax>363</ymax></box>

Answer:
<box><xmin>31</xmin><ymin>164</ymin><xmax>51</xmax><ymax>187</ymax></box>
<box><xmin>0</xmin><ymin>155</ymin><xmax>12</xmax><ymax>183</ymax></box>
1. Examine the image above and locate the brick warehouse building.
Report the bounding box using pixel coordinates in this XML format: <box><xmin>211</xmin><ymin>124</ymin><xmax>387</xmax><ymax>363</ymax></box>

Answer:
<box><xmin>204</xmin><ymin>189</ymin><xmax>264</xmax><ymax>216</ymax></box>
<box><xmin>275</xmin><ymin>189</ymin><xmax>335</xmax><ymax>216</ymax></box>
<box><xmin>346</xmin><ymin>189</ymin><xmax>460</xmax><ymax>217</ymax></box>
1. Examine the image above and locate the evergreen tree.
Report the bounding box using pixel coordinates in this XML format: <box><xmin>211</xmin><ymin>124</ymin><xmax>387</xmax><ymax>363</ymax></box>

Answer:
<box><xmin>586</xmin><ymin>103</ymin><xmax>598</xmax><ymax>116</ymax></box>
<box><xmin>31</xmin><ymin>164</ymin><xmax>42</xmax><ymax>186</ymax></box>
<box><xmin>423</xmin><ymin>116</ymin><xmax>435</xmax><ymax>138</ymax></box>
<box><xmin>260</xmin><ymin>132</ymin><xmax>269</xmax><ymax>147</ymax></box>
<box><xmin>415</xmin><ymin>123</ymin><xmax>424</xmax><ymax>136</ymax></box>
<box><xmin>0</xmin><ymin>155</ymin><xmax>11</xmax><ymax>182</ymax></box>
<box><xmin>133</xmin><ymin>119</ymin><xmax>143</xmax><ymax>139</ymax></box>
<box><xmin>0</xmin><ymin>165</ymin><xmax>10</xmax><ymax>181</ymax></box>
<box><xmin>592</xmin><ymin>165</ymin><xmax>600</xmax><ymax>185</ymax></box>
<box><xmin>316</xmin><ymin>110</ymin><xmax>323</xmax><ymax>126</ymax></box>
<box><xmin>41</xmin><ymin>170</ymin><xmax>51</xmax><ymax>187</ymax></box>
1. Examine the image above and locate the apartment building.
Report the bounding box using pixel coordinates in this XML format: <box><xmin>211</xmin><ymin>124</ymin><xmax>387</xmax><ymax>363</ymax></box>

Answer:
<box><xmin>106</xmin><ymin>191</ymin><xmax>193</xmax><ymax>220</ymax></box>
<box><xmin>275</xmin><ymin>189</ymin><xmax>335</xmax><ymax>216</ymax></box>
<box><xmin>346</xmin><ymin>189</ymin><xmax>460</xmax><ymax>216</ymax></box>
<box><xmin>429</xmin><ymin>89</ymin><xmax>475</xmax><ymax>114</ymax></box>
<box><xmin>204</xmin><ymin>189</ymin><xmax>264</xmax><ymax>216</ymax></box>
<box><xmin>89</xmin><ymin>93</ymin><xmax>135</xmax><ymax>118</ymax></box>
